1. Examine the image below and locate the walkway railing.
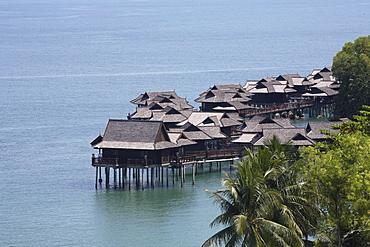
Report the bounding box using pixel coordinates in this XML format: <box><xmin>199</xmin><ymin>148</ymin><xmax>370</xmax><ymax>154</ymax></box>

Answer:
<box><xmin>240</xmin><ymin>101</ymin><xmax>314</xmax><ymax>117</ymax></box>
<box><xmin>186</xmin><ymin>148</ymin><xmax>244</xmax><ymax>160</ymax></box>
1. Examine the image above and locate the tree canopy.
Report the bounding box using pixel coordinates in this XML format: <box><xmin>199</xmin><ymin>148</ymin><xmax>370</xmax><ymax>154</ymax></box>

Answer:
<box><xmin>332</xmin><ymin>35</ymin><xmax>370</xmax><ymax>118</ymax></box>
<box><xmin>298</xmin><ymin>107</ymin><xmax>370</xmax><ymax>246</ymax></box>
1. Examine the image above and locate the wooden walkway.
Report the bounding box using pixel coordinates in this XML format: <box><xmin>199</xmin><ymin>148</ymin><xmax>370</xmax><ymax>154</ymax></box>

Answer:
<box><xmin>240</xmin><ymin>101</ymin><xmax>314</xmax><ymax>117</ymax></box>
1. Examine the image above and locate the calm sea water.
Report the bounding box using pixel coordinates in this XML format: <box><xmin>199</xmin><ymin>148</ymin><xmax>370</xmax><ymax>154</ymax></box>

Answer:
<box><xmin>0</xmin><ymin>0</ymin><xmax>368</xmax><ymax>246</ymax></box>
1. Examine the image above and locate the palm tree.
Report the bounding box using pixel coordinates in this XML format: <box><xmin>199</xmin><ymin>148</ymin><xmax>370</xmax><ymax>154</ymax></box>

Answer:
<box><xmin>202</xmin><ymin>136</ymin><xmax>320</xmax><ymax>247</ymax></box>
<box><xmin>262</xmin><ymin>136</ymin><xmax>321</xmax><ymax>240</ymax></box>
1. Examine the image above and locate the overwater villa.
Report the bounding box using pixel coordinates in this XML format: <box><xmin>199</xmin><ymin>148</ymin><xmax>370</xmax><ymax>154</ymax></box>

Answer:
<box><xmin>91</xmin><ymin>67</ymin><xmax>341</xmax><ymax>189</ymax></box>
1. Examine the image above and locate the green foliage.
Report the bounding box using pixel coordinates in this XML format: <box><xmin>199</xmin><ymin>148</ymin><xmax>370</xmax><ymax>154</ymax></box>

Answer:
<box><xmin>298</xmin><ymin>133</ymin><xmax>370</xmax><ymax>246</ymax></box>
<box><xmin>333</xmin><ymin>105</ymin><xmax>370</xmax><ymax>135</ymax></box>
<box><xmin>203</xmin><ymin>137</ymin><xmax>320</xmax><ymax>247</ymax></box>
<box><xmin>332</xmin><ymin>35</ymin><xmax>370</xmax><ymax>118</ymax></box>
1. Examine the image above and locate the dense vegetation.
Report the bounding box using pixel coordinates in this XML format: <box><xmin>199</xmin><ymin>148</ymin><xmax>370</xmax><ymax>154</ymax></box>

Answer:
<box><xmin>203</xmin><ymin>107</ymin><xmax>370</xmax><ymax>247</ymax></box>
<box><xmin>333</xmin><ymin>35</ymin><xmax>370</xmax><ymax>118</ymax></box>
<box><xmin>298</xmin><ymin>107</ymin><xmax>370</xmax><ymax>246</ymax></box>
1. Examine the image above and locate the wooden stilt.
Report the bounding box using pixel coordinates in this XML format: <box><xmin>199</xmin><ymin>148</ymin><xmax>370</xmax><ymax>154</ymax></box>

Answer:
<box><xmin>161</xmin><ymin>167</ymin><xmax>164</xmax><ymax>186</ymax></box>
<box><xmin>172</xmin><ymin>166</ymin><xmax>175</xmax><ymax>185</ymax></box>
<box><xmin>105</xmin><ymin>167</ymin><xmax>110</xmax><ymax>188</ymax></box>
<box><xmin>192</xmin><ymin>164</ymin><xmax>195</xmax><ymax>185</ymax></box>
<box><xmin>114</xmin><ymin>168</ymin><xmax>117</xmax><ymax>189</ymax></box>
<box><xmin>136</xmin><ymin>168</ymin><xmax>140</xmax><ymax>189</ymax></box>
<box><xmin>151</xmin><ymin>167</ymin><xmax>155</xmax><ymax>188</ymax></box>
<box><xmin>180</xmin><ymin>165</ymin><xmax>183</xmax><ymax>187</ymax></box>
<box><xmin>99</xmin><ymin>167</ymin><xmax>102</xmax><ymax>183</ymax></box>
<box><xmin>122</xmin><ymin>167</ymin><xmax>125</xmax><ymax>189</ymax></box>
<box><xmin>146</xmin><ymin>168</ymin><xmax>149</xmax><ymax>186</ymax></box>
<box><xmin>183</xmin><ymin>165</ymin><xmax>186</xmax><ymax>183</ymax></box>
<box><xmin>118</xmin><ymin>168</ymin><xmax>121</xmax><ymax>187</ymax></box>
<box><xmin>128</xmin><ymin>168</ymin><xmax>131</xmax><ymax>190</ymax></box>
<box><xmin>141</xmin><ymin>168</ymin><xmax>144</xmax><ymax>190</ymax></box>
<box><xmin>166</xmin><ymin>166</ymin><xmax>169</xmax><ymax>187</ymax></box>
<box><xmin>95</xmin><ymin>167</ymin><xmax>98</xmax><ymax>189</ymax></box>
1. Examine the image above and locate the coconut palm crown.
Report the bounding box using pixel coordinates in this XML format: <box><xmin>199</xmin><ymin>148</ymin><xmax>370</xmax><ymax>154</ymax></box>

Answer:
<box><xmin>202</xmin><ymin>135</ymin><xmax>320</xmax><ymax>247</ymax></box>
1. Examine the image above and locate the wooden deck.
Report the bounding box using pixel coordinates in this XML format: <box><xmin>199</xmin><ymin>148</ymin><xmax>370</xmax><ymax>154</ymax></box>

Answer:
<box><xmin>92</xmin><ymin>148</ymin><xmax>244</xmax><ymax>168</ymax></box>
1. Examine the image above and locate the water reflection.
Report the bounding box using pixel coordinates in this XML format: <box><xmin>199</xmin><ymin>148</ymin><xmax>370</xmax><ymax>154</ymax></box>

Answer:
<box><xmin>92</xmin><ymin>172</ymin><xmax>225</xmax><ymax>246</ymax></box>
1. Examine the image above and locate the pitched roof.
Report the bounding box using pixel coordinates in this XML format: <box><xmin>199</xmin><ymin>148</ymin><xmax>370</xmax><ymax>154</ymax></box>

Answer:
<box><xmin>240</xmin><ymin>116</ymin><xmax>296</xmax><ymax>133</ymax></box>
<box><xmin>276</xmin><ymin>74</ymin><xmax>301</xmax><ymax>87</ymax></box>
<box><xmin>177</xmin><ymin>112</ymin><xmax>241</xmax><ymax>128</ymax></box>
<box><xmin>93</xmin><ymin>120</ymin><xmax>178</xmax><ymax>150</ymax></box>
<box><xmin>130</xmin><ymin>90</ymin><xmax>193</xmax><ymax>109</ymax></box>
<box><xmin>129</xmin><ymin>107</ymin><xmax>154</xmax><ymax>119</ymax></box>
<box><xmin>195</xmin><ymin>89</ymin><xmax>251</xmax><ymax>103</ymax></box>
<box><xmin>302</xmin><ymin>87</ymin><xmax>338</xmax><ymax>97</ymax></box>
<box><xmin>232</xmin><ymin>133</ymin><xmax>260</xmax><ymax>144</ymax></box>
<box><xmin>254</xmin><ymin>128</ymin><xmax>315</xmax><ymax>146</ymax></box>
<box><xmin>198</xmin><ymin>126</ymin><xmax>227</xmax><ymax>139</ymax></box>
<box><xmin>249</xmin><ymin>80</ymin><xmax>297</xmax><ymax>94</ymax></box>
<box><xmin>150</xmin><ymin>107</ymin><xmax>194</xmax><ymax>123</ymax></box>
<box><xmin>167</xmin><ymin>132</ymin><xmax>197</xmax><ymax>146</ymax></box>
<box><xmin>306</xmin><ymin>121</ymin><xmax>344</xmax><ymax>140</ymax></box>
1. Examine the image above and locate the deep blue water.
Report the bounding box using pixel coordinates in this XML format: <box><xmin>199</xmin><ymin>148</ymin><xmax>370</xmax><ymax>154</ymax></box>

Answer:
<box><xmin>0</xmin><ymin>0</ymin><xmax>368</xmax><ymax>246</ymax></box>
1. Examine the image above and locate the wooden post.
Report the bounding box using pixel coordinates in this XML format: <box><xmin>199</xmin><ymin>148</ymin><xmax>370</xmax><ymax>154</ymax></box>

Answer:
<box><xmin>151</xmin><ymin>167</ymin><xmax>155</xmax><ymax>188</ymax></box>
<box><xmin>146</xmin><ymin>167</ymin><xmax>149</xmax><ymax>186</ymax></box>
<box><xmin>122</xmin><ymin>167</ymin><xmax>125</xmax><ymax>189</ymax></box>
<box><xmin>128</xmin><ymin>168</ymin><xmax>131</xmax><ymax>190</ymax></box>
<box><xmin>192</xmin><ymin>164</ymin><xmax>195</xmax><ymax>185</ymax></box>
<box><xmin>95</xmin><ymin>167</ymin><xmax>98</xmax><ymax>189</ymax></box>
<box><xmin>172</xmin><ymin>166</ymin><xmax>175</xmax><ymax>185</ymax></box>
<box><xmin>161</xmin><ymin>167</ymin><xmax>164</xmax><ymax>186</ymax></box>
<box><xmin>166</xmin><ymin>166</ymin><xmax>169</xmax><ymax>187</ymax></box>
<box><xmin>99</xmin><ymin>167</ymin><xmax>102</xmax><ymax>183</ymax></box>
<box><xmin>136</xmin><ymin>168</ymin><xmax>140</xmax><ymax>189</ymax></box>
<box><xmin>180</xmin><ymin>165</ymin><xmax>183</xmax><ymax>187</ymax></box>
<box><xmin>183</xmin><ymin>165</ymin><xmax>186</xmax><ymax>183</ymax></box>
<box><xmin>141</xmin><ymin>168</ymin><xmax>144</xmax><ymax>190</ymax></box>
<box><xmin>118</xmin><ymin>168</ymin><xmax>121</xmax><ymax>187</ymax></box>
<box><xmin>105</xmin><ymin>167</ymin><xmax>110</xmax><ymax>188</ymax></box>
<box><xmin>113</xmin><ymin>168</ymin><xmax>117</xmax><ymax>189</ymax></box>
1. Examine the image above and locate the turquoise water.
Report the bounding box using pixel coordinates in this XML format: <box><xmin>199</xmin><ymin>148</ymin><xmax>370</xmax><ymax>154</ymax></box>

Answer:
<box><xmin>0</xmin><ymin>0</ymin><xmax>368</xmax><ymax>246</ymax></box>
